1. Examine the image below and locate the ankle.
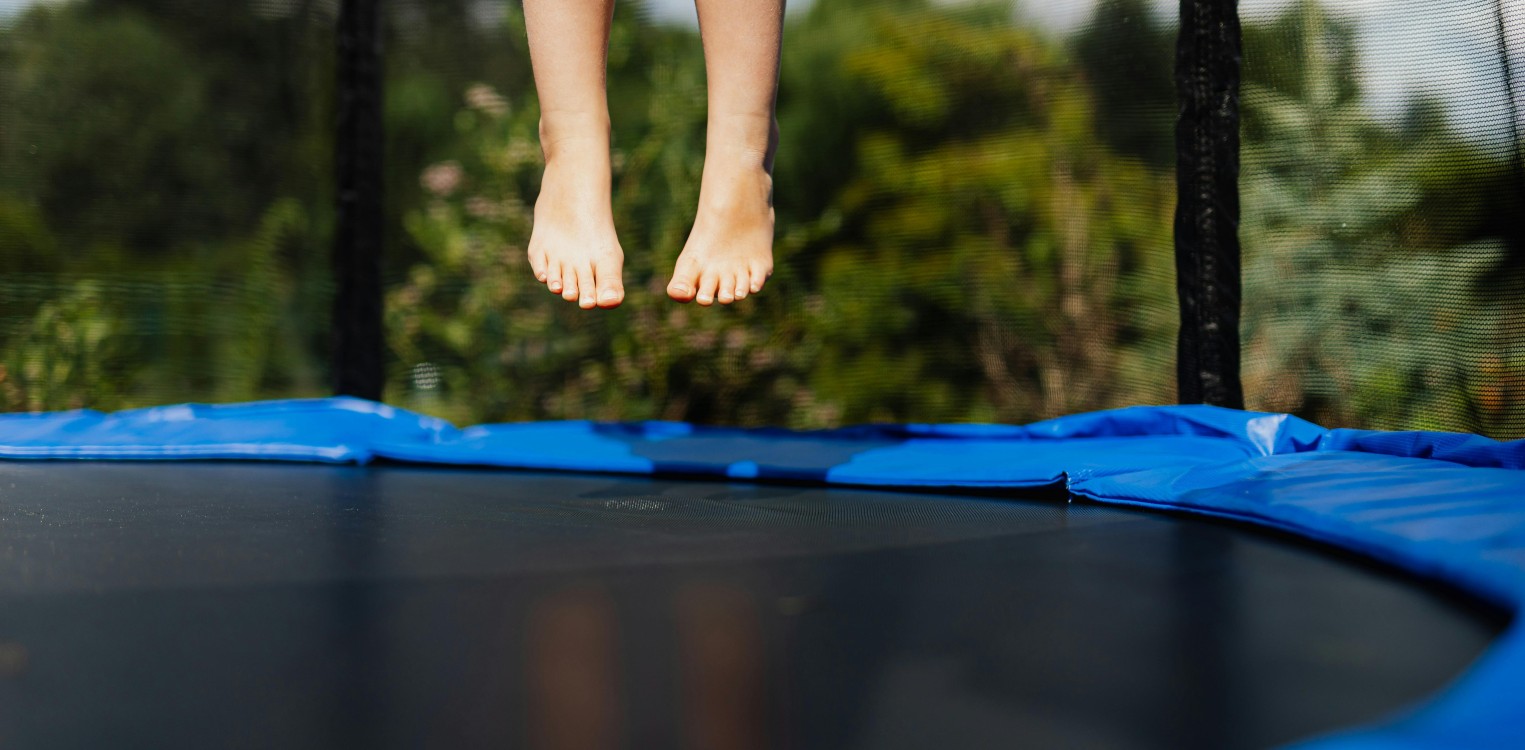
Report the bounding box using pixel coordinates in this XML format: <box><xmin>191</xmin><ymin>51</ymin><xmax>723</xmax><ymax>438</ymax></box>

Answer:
<box><xmin>538</xmin><ymin>113</ymin><xmax>612</xmax><ymax>164</ymax></box>
<box><xmin>705</xmin><ymin>113</ymin><xmax>779</xmax><ymax>170</ymax></box>
<box><xmin>697</xmin><ymin>160</ymin><xmax>774</xmax><ymax>218</ymax></box>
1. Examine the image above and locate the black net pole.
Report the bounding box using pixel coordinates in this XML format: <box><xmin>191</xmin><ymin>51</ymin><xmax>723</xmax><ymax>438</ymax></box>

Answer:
<box><xmin>333</xmin><ymin>0</ymin><xmax>385</xmax><ymax>400</ymax></box>
<box><xmin>1174</xmin><ymin>0</ymin><xmax>1244</xmax><ymax>408</ymax></box>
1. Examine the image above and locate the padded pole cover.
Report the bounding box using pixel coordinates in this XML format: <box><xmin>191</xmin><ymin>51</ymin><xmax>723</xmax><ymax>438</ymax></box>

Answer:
<box><xmin>333</xmin><ymin>0</ymin><xmax>386</xmax><ymax>399</ymax></box>
<box><xmin>1175</xmin><ymin>0</ymin><xmax>1245</xmax><ymax>408</ymax></box>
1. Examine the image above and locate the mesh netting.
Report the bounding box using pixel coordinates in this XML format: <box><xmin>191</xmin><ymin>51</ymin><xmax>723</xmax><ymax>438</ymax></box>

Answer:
<box><xmin>0</xmin><ymin>0</ymin><xmax>1520</xmax><ymax>438</ymax></box>
<box><xmin>379</xmin><ymin>0</ymin><xmax>1180</xmax><ymax>428</ymax></box>
<box><xmin>0</xmin><ymin>0</ymin><xmax>335</xmax><ymax>410</ymax></box>
<box><xmin>1239</xmin><ymin>0</ymin><xmax>1525</xmax><ymax>437</ymax></box>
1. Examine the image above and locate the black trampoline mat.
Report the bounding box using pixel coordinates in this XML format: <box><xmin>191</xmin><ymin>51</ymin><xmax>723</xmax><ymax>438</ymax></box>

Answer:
<box><xmin>0</xmin><ymin>462</ymin><xmax>1507</xmax><ymax>749</ymax></box>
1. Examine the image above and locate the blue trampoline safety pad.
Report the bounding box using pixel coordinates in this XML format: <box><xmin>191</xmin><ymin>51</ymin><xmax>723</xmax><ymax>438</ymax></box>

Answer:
<box><xmin>1</xmin><ymin>397</ymin><xmax>1522</xmax><ymax>750</ymax></box>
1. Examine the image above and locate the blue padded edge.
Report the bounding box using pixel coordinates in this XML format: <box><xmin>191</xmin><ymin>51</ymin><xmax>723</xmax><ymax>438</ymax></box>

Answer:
<box><xmin>0</xmin><ymin>398</ymin><xmax>453</xmax><ymax>463</ymax></box>
<box><xmin>0</xmin><ymin>397</ymin><xmax>1521</xmax><ymax>749</ymax></box>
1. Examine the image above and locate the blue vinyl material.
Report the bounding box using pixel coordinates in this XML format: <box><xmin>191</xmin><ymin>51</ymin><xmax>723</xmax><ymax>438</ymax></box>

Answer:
<box><xmin>0</xmin><ymin>398</ymin><xmax>452</xmax><ymax>463</ymax></box>
<box><xmin>0</xmin><ymin>397</ymin><xmax>1521</xmax><ymax>749</ymax></box>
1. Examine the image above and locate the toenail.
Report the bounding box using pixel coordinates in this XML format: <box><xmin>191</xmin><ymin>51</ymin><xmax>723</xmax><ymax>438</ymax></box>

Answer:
<box><xmin>549</xmin><ymin>282</ymin><xmax>561</xmax><ymax>292</ymax></box>
<box><xmin>600</xmin><ymin>290</ymin><xmax>620</xmax><ymax>302</ymax></box>
<box><xmin>672</xmin><ymin>284</ymin><xmax>691</xmax><ymax>294</ymax></box>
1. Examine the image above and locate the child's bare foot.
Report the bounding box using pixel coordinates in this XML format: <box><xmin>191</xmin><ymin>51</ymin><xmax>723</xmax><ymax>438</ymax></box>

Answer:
<box><xmin>668</xmin><ymin>144</ymin><xmax>776</xmax><ymax>306</ymax></box>
<box><xmin>527</xmin><ymin>123</ymin><xmax>625</xmax><ymax>309</ymax></box>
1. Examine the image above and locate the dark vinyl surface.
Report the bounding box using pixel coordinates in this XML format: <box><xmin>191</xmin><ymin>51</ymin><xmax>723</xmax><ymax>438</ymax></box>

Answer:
<box><xmin>0</xmin><ymin>462</ymin><xmax>1507</xmax><ymax>750</ymax></box>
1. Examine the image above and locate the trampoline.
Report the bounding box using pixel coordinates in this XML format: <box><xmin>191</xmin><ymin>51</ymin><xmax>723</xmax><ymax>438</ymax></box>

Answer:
<box><xmin>3</xmin><ymin>0</ymin><xmax>1525</xmax><ymax>748</ymax></box>
<box><xmin>0</xmin><ymin>400</ymin><xmax>1523</xmax><ymax>749</ymax></box>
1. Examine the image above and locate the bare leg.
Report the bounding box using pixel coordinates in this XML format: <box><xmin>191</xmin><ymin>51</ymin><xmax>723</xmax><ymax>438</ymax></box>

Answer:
<box><xmin>523</xmin><ymin>0</ymin><xmax>625</xmax><ymax>309</ymax></box>
<box><xmin>667</xmin><ymin>0</ymin><xmax>784</xmax><ymax>305</ymax></box>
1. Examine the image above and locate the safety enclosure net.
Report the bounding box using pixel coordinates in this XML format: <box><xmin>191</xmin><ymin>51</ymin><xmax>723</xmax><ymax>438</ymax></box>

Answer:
<box><xmin>0</xmin><ymin>0</ymin><xmax>1520</xmax><ymax>438</ymax></box>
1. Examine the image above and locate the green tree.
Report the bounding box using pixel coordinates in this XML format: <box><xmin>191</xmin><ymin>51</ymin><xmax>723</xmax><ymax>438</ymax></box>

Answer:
<box><xmin>1239</xmin><ymin>0</ymin><xmax>1522</xmax><ymax>435</ymax></box>
<box><xmin>0</xmin><ymin>1</ymin><xmax>333</xmax><ymax>408</ymax></box>
<box><xmin>0</xmin><ymin>280</ymin><xmax>127</xmax><ymax>412</ymax></box>
<box><xmin>388</xmin><ymin>1</ymin><xmax>1178</xmax><ymax>427</ymax></box>
<box><xmin>784</xmin><ymin>2</ymin><xmax>1177</xmax><ymax>423</ymax></box>
<box><xmin>1072</xmin><ymin>0</ymin><xmax>1175</xmax><ymax>167</ymax></box>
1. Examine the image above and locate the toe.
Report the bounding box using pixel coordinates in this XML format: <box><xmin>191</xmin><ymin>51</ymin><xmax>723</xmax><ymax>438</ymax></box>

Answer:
<box><xmin>546</xmin><ymin>262</ymin><xmax>564</xmax><ymax>295</ymax></box>
<box><xmin>667</xmin><ymin>256</ymin><xmax>701</xmax><ymax>302</ymax></box>
<box><xmin>695</xmin><ymin>269</ymin><xmax>721</xmax><ymax>306</ymax></box>
<box><xmin>748</xmin><ymin>261</ymin><xmax>771</xmax><ymax>293</ymax></box>
<box><xmin>734</xmin><ymin>271</ymin><xmax>750</xmax><ymax>301</ymax></box>
<box><xmin>717</xmin><ymin>271</ymin><xmax>736</xmax><ymax>305</ymax></box>
<box><xmin>527</xmin><ymin>245</ymin><xmax>547</xmax><ymax>282</ymax></box>
<box><xmin>576</xmin><ymin>264</ymin><xmax>597</xmax><ymax>309</ymax></box>
<box><xmin>561</xmin><ymin>264</ymin><xmax>579</xmax><ymax>302</ymax></box>
<box><xmin>594</xmin><ymin>254</ymin><xmax>624</xmax><ymax>309</ymax></box>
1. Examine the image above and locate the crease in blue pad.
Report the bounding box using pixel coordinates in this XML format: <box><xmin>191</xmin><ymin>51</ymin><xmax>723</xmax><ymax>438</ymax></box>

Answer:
<box><xmin>0</xmin><ymin>396</ymin><xmax>1522</xmax><ymax>749</ymax></box>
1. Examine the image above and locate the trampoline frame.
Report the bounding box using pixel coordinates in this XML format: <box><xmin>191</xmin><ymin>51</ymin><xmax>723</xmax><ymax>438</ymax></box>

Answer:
<box><xmin>3</xmin><ymin>1</ymin><xmax>1524</xmax><ymax>748</ymax></box>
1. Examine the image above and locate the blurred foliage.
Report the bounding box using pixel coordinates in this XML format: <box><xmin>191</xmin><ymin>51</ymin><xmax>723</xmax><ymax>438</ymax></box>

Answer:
<box><xmin>0</xmin><ymin>0</ymin><xmax>332</xmax><ymax>409</ymax></box>
<box><xmin>1238</xmin><ymin>1</ymin><xmax>1525</xmax><ymax>435</ymax></box>
<box><xmin>1073</xmin><ymin>0</ymin><xmax>1174</xmax><ymax>167</ymax></box>
<box><xmin>388</xmin><ymin>0</ymin><xmax>1176</xmax><ymax>426</ymax></box>
<box><xmin>0</xmin><ymin>0</ymin><xmax>1520</xmax><ymax>436</ymax></box>
<box><xmin>0</xmin><ymin>279</ymin><xmax>125</xmax><ymax>411</ymax></box>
